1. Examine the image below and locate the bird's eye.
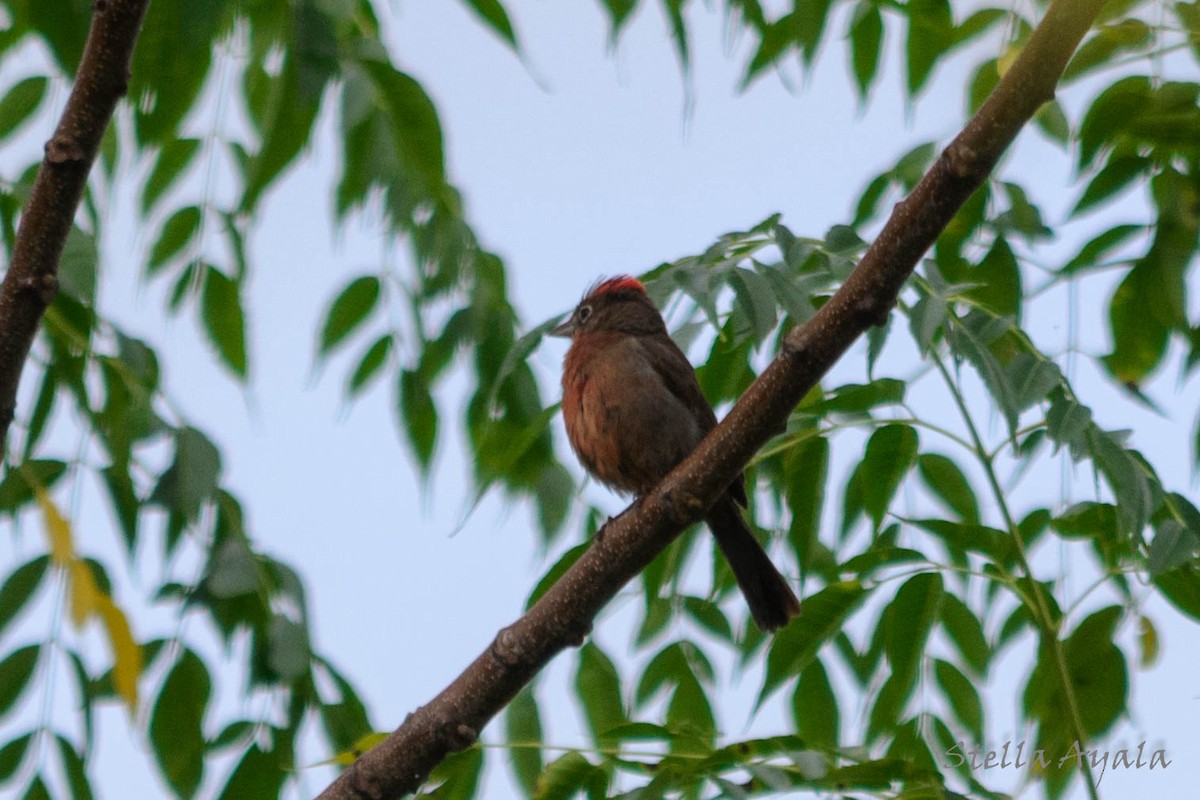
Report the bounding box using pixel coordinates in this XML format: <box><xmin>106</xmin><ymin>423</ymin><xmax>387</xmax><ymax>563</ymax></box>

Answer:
<box><xmin>577</xmin><ymin>304</ymin><xmax>593</xmax><ymax>323</ymax></box>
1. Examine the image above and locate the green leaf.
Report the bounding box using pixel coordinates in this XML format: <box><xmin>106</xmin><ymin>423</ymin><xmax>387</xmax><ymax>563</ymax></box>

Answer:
<box><xmin>59</xmin><ymin>227</ymin><xmax>98</xmax><ymax>304</ymax></box>
<box><xmin>783</xmin><ymin>434</ymin><xmax>828</xmax><ymax>566</ymax></box>
<box><xmin>21</xmin><ymin>369</ymin><xmax>57</xmax><ymax>462</ymax></box>
<box><xmin>682</xmin><ymin>596</ymin><xmax>733</xmax><ymax>642</ymax></box>
<box><xmin>792</xmin><ymin>658</ymin><xmax>839</xmax><ymax>749</ymax></box>
<box><xmin>1026</xmin><ymin>607</ymin><xmax>1128</xmax><ymax>739</ymax></box>
<box><xmin>201</xmin><ymin>267</ymin><xmax>248</xmax><ymax>378</ymax></box>
<box><xmin>534</xmin><ymin>463</ymin><xmax>573</xmax><ymax>539</ymax></box>
<box><xmin>55</xmin><ymin>734</ymin><xmax>93</xmax><ymax>800</ymax></box>
<box><xmin>996</xmin><ymin>182</ymin><xmax>1052</xmax><ymax>242</ymax></box>
<box><xmin>853</xmin><ymin>173</ymin><xmax>891</xmax><ymax>228</ymax></box>
<box><xmin>504</xmin><ymin>686</ymin><xmax>543</xmax><ymax>797</ymax></box>
<box><xmin>398</xmin><ymin>369</ymin><xmax>438</xmax><ymax>470</ymax></box>
<box><xmin>599</xmin><ymin>0</ymin><xmax>638</xmax><ymax>41</ymax></box>
<box><xmin>149</xmin><ymin>428</ymin><xmax>222</xmax><ymax>522</ymax></box>
<box><xmin>667</xmin><ymin>673</ymin><xmax>715</xmax><ymax>747</ymax></box>
<box><xmin>965</xmin><ymin>235</ymin><xmax>1022</xmax><ymax>318</ymax></box>
<box><xmin>1061</xmin><ymin>223</ymin><xmax>1143</xmax><ymax>275</ymax></box>
<box><xmin>1079</xmin><ymin>75</ymin><xmax>1151</xmax><ymax>170</ymax></box>
<box><xmin>934</xmin><ymin>659</ymin><xmax>983</xmax><ymax>741</ymax></box>
<box><xmin>575</xmin><ymin>643</ymin><xmax>626</xmax><ymax>744</ymax></box>
<box><xmin>1005</xmin><ymin>353</ymin><xmax>1062</xmax><ymax>413</ymax></box>
<box><xmin>947</xmin><ymin>315</ymin><xmax>1019</xmax><ymax>436</ymax></box>
<box><xmin>459</xmin><ymin>0</ymin><xmax>519</xmax><ymax>50</ymax></box>
<box><xmin>795</xmin><ymin>0</ymin><xmax>835</xmax><ymax>65</ymax></box>
<box><xmin>954</xmin><ymin>7</ymin><xmax>1006</xmax><ymax>45</ymax></box>
<box><xmin>209</xmin><ymin>721</ymin><xmax>253</xmax><ymax>752</ymax></box>
<box><xmin>884</xmin><ymin>573</ymin><xmax>943</xmax><ymax>693</ymax></box>
<box><xmin>637</xmin><ymin>641</ymin><xmax>714</xmax><ymax>704</ymax></box>
<box><xmin>100</xmin><ymin>465</ymin><xmax>140</xmax><ymax>553</ymax></box>
<box><xmin>906</xmin><ymin>0</ymin><xmax>954</xmax><ymax>96</ymax></box>
<box><xmin>266</xmin><ymin>615</ymin><xmax>309</xmax><ymax>680</ymax></box>
<box><xmin>940</xmin><ymin>593</ymin><xmax>989</xmax><ymax>675</ymax></box>
<box><xmin>130</xmin><ymin>0</ymin><xmax>224</xmax><ymax>143</ymax></box>
<box><xmin>822</xmin><ymin>757</ymin><xmax>932</xmax><ymax>789</ymax></box>
<box><xmin>0</xmin><ymin>460</ymin><xmax>68</xmax><ymax>513</ymax></box>
<box><xmin>910</xmin><ymin>518</ymin><xmax>1012</xmax><ymax>564</ymax></box>
<box><xmin>0</xmin><ymin>732</ymin><xmax>32</xmax><ymax>783</ymax></box>
<box><xmin>1035</xmin><ymin>98</ymin><xmax>1071</xmax><ymax>146</ymax></box>
<box><xmin>24</xmin><ymin>775</ymin><xmax>53</xmax><ymax>800</ymax></box>
<box><xmin>525</xmin><ymin>542</ymin><xmax>587</xmax><ymax>611</ymax></box>
<box><xmin>849</xmin><ymin>1</ymin><xmax>883</xmax><ymax>98</ymax></box>
<box><xmin>908</xmin><ymin>294</ymin><xmax>947</xmax><ymax>353</ymax></box>
<box><xmin>0</xmin><ymin>557</ymin><xmax>50</xmax><ymax>643</ymax></box>
<box><xmin>742</xmin><ymin>14</ymin><xmax>796</xmax><ymax>87</ymax></box>
<box><xmin>148</xmin><ymin>206</ymin><xmax>202</xmax><ymax>274</ymax></box>
<box><xmin>1088</xmin><ymin>426</ymin><xmax>1152</xmax><ymax>536</ymax></box>
<box><xmin>760</xmin><ymin>582</ymin><xmax>868</xmax><ymax>705</ymax></box>
<box><xmin>0</xmin><ymin>645</ymin><xmax>39</xmax><ymax>719</ymax></box>
<box><xmin>1155</xmin><ymin>563</ymin><xmax>1200</xmax><ymax>622</ymax></box>
<box><xmin>241</xmin><ymin>39</ymin><xmax>334</xmax><ymax>210</ymax></box>
<box><xmin>1052</xmin><ymin>501</ymin><xmax>1118</xmax><ymax>539</ymax></box>
<box><xmin>356</xmin><ymin>61</ymin><xmax>447</xmax><ymax>200</ymax></box>
<box><xmin>215</xmin><ymin>745</ymin><xmax>286</xmax><ymax>800</ymax></box>
<box><xmin>662</xmin><ymin>0</ymin><xmax>690</xmax><ymax>71</ymax></box>
<box><xmin>142</xmin><ymin>138</ymin><xmax>202</xmax><ymax>214</ymax></box>
<box><xmin>729</xmin><ymin>266</ymin><xmax>779</xmax><ymax>343</ymax></box>
<box><xmin>347</xmin><ymin>334</ymin><xmax>393</xmax><ymax>397</ymax></box>
<box><xmin>839</xmin><ymin>545</ymin><xmax>926</xmax><ymax>577</ymax></box>
<box><xmin>1179</xmin><ymin>2</ymin><xmax>1200</xmax><ymax>61</ymax></box>
<box><xmin>150</xmin><ymin>650</ymin><xmax>210</xmax><ymax>799</ymax></box>
<box><xmin>533</xmin><ymin>751</ymin><xmax>600</xmax><ymax>800</ymax></box>
<box><xmin>916</xmin><ymin>453</ymin><xmax>979</xmax><ymax>522</ymax></box>
<box><xmin>860</xmin><ymin>424</ymin><xmax>919</xmax><ymax>529</ymax></box>
<box><xmin>1148</xmin><ymin>520</ymin><xmax>1198</xmax><ymax>575</ymax></box>
<box><xmin>1103</xmin><ymin>257</ymin><xmax>1175</xmax><ymax>386</ymax></box>
<box><xmin>1072</xmin><ymin>155</ymin><xmax>1149</xmax><ymax>217</ymax></box>
<box><xmin>320</xmin><ymin>276</ymin><xmax>381</xmax><ymax>357</ymax></box>
<box><xmin>204</xmin><ymin>540</ymin><xmax>261</xmax><ymax>599</ymax></box>
<box><xmin>802</xmin><ymin>379</ymin><xmax>905</xmax><ymax>415</ymax></box>
<box><xmin>0</xmin><ymin>77</ymin><xmax>48</xmax><ymax>141</ymax></box>
<box><xmin>1062</xmin><ymin>19</ymin><xmax>1151</xmax><ymax>83</ymax></box>
<box><xmin>865</xmin><ymin>671</ymin><xmax>910</xmax><ymax>741</ymax></box>
<box><xmin>315</xmin><ymin>657</ymin><xmax>373</xmax><ymax>753</ymax></box>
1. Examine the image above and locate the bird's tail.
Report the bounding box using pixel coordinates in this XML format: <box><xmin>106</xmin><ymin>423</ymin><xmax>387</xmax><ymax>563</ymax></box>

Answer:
<box><xmin>706</xmin><ymin>497</ymin><xmax>801</xmax><ymax>632</ymax></box>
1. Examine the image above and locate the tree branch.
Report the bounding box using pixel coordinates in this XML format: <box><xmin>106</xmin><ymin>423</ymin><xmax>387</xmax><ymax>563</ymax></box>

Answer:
<box><xmin>0</xmin><ymin>0</ymin><xmax>150</xmax><ymax>453</ymax></box>
<box><xmin>317</xmin><ymin>1</ymin><xmax>1105</xmax><ymax>797</ymax></box>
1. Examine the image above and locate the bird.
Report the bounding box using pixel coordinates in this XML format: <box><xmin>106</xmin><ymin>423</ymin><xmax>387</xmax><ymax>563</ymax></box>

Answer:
<box><xmin>551</xmin><ymin>275</ymin><xmax>801</xmax><ymax>632</ymax></box>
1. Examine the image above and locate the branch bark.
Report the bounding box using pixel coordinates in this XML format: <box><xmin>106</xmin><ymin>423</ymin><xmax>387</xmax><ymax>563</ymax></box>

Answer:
<box><xmin>0</xmin><ymin>0</ymin><xmax>150</xmax><ymax>453</ymax></box>
<box><xmin>318</xmin><ymin>1</ymin><xmax>1105</xmax><ymax>797</ymax></box>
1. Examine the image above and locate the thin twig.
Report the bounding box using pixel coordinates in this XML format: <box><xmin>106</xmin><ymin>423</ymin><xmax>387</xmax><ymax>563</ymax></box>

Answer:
<box><xmin>0</xmin><ymin>0</ymin><xmax>151</xmax><ymax>453</ymax></box>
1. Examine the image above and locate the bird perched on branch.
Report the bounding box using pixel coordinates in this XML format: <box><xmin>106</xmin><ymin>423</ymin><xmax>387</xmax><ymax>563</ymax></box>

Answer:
<box><xmin>551</xmin><ymin>276</ymin><xmax>801</xmax><ymax>632</ymax></box>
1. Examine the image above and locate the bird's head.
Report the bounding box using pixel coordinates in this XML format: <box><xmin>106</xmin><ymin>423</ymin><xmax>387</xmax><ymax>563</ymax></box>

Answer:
<box><xmin>550</xmin><ymin>276</ymin><xmax>665</xmax><ymax>339</ymax></box>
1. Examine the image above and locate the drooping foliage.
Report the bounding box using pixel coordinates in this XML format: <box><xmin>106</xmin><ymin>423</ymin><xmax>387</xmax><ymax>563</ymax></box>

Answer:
<box><xmin>0</xmin><ymin>1</ymin><xmax>1197</xmax><ymax>799</ymax></box>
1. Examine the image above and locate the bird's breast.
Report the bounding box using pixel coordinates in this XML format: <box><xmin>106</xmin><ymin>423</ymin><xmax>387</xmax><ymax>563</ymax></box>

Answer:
<box><xmin>561</xmin><ymin>333</ymin><xmax>702</xmax><ymax>495</ymax></box>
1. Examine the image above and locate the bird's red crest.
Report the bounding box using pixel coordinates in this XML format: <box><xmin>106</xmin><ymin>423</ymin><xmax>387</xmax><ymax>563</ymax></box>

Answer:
<box><xmin>589</xmin><ymin>275</ymin><xmax>645</xmax><ymax>298</ymax></box>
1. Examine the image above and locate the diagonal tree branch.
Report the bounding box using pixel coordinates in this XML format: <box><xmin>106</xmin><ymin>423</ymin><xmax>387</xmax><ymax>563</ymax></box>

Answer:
<box><xmin>318</xmin><ymin>1</ymin><xmax>1105</xmax><ymax>798</ymax></box>
<box><xmin>0</xmin><ymin>0</ymin><xmax>151</xmax><ymax>454</ymax></box>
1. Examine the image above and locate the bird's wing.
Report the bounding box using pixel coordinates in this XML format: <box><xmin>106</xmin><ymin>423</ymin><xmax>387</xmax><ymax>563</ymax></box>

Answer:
<box><xmin>638</xmin><ymin>335</ymin><xmax>749</xmax><ymax>508</ymax></box>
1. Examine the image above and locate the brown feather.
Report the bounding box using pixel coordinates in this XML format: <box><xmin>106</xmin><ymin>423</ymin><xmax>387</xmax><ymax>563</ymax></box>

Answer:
<box><xmin>559</xmin><ymin>279</ymin><xmax>799</xmax><ymax>631</ymax></box>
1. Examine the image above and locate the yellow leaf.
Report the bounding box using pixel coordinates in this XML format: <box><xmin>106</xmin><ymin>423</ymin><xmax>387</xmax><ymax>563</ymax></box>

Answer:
<box><xmin>997</xmin><ymin>42</ymin><xmax>1023</xmax><ymax>78</ymax></box>
<box><xmin>322</xmin><ymin>732</ymin><xmax>389</xmax><ymax>766</ymax></box>
<box><xmin>68</xmin><ymin>559</ymin><xmax>100</xmax><ymax>628</ymax></box>
<box><xmin>36</xmin><ymin>489</ymin><xmax>75</xmax><ymax>564</ymax></box>
<box><xmin>1138</xmin><ymin>615</ymin><xmax>1159</xmax><ymax>669</ymax></box>
<box><xmin>97</xmin><ymin>595</ymin><xmax>141</xmax><ymax>714</ymax></box>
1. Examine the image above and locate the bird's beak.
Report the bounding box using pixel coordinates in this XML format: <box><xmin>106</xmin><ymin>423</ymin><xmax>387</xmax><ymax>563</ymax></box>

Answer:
<box><xmin>549</xmin><ymin>315</ymin><xmax>576</xmax><ymax>338</ymax></box>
